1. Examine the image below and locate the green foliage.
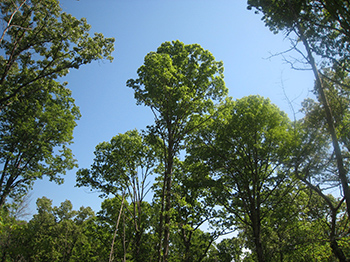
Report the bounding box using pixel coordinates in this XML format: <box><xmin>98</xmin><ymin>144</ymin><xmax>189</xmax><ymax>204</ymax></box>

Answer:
<box><xmin>291</xmin><ymin>72</ymin><xmax>350</xmax><ymax>261</ymax></box>
<box><xmin>246</xmin><ymin>2</ymin><xmax>350</xmax><ymax>260</ymax></box>
<box><xmin>77</xmin><ymin>130</ymin><xmax>159</xmax><ymax>261</ymax></box>
<box><xmin>301</xmin><ymin>70</ymin><xmax>350</xmax><ymax>153</ymax></box>
<box><xmin>0</xmin><ymin>0</ymin><xmax>114</xmax><ymax>109</ymax></box>
<box><xmin>169</xmin><ymin>229</ymin><xmax>214</xmax><ymax>262</ymax></box>
<box><xmin>162</xmin><ymin>159</ymin><xmax>224</xmax><ymax>261</ymax></box>
<box><xmin>0</xmin><ymin>197</ymin><xmax>98</xmax><ymax>261</ymax></box>
<box><xmin>3</xmin><ymin>2</ymin><xmax>348</xmax><ymax>258</ymax></box>
<box><xmin>0</xmin><ymin>206</ymin><xmax>27</xmax><ymax>261</ymax></box>
<box><xmin>247</xmin><ymin>0</ymin><xmax>307</xmax><ymax>33</ymax></box>
<box><xmin>187</xmin><ymin>95</ymin><xmax>293</xmax><ymax>219</ymax></box>
<box><xmin>0</xmin><ymin>0</ymin><xmax>114</xmax><ymax>207</ymax></box>
<box><xmin>127</xmin><ymin>40</ymin><xmax>227</xmax><ymax>120</ymax></box>
<box><xmin>127</xmin><ymin>40</ymin><xmax>227</xmax><ymax>145</ymax></box>
<box><xmin>215</xmin><ymin>237</ymin><xmax>244</xmax><ymax>262</ymax></box>
<box><xmin>76</xmin><ymin>129</ymin><xmax>157</xmax><ymax>198</ymax></box>
<box><xmin>127</xmin><ymin>40</ymin><xmax>228</xmax><ymax>261</ymax></box>
<box><xmin>186</xmin><ymin>95</ymin><xmax>294</xmax><ymax>261</ymax></box>
<box><xmin>260</xmin><ymin>187</ymin><xmax>336</xmax><ymax>261</ymax></box>
<box><xmin>0</xmin><ymin>80</ymin><xmax>80</xmax><ymax>207</ymax></box>
<box><xmin>95</xmin><ymin>197</ymin><xmax>157</xmax><ymax>261</ymax></box>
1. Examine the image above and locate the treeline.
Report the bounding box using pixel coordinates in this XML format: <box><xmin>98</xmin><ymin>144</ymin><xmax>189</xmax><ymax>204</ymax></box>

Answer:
<box><xmin>0</xmin><ymin>0</ymin><xmax>350</xmax><ymax>262</ymax></box>
<box><xmin>0</xmin><ymin>196</ymin><xmax>238</xmax><ymax>261</ymax></box>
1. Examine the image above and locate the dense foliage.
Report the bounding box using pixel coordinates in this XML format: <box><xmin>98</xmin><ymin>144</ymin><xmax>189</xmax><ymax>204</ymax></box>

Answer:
<box><xmin>0</xmin><ymin>0</ymin><xmax>114</xmax><ymax>207</ymax></box>
<box><xmin>0</xmin><ymin>1</ymin><xmax>349</xmax><ymax>262</ymax></box>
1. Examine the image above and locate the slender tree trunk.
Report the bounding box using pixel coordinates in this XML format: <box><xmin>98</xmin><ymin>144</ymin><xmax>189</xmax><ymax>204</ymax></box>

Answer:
<box><xmin>162</xmin><ymin>149</ymin><xmax>174</xmax><ymax>262</ymax></box>
<box><xmin>133</xmin><ymin>188</ymin><xmax>142</xmax><ymax>262</ymax></box>
<box><xmin>330</xmin><ymin>207</ymin><xmax>348</xmax><ymax>262</ymax></box>
<box><xmin>157</xmin><ymin>171</ymin><xmax>166</xmax><ymax>262</ymax></box>
<box><xmin>181</xmin><ymin>228</ymin><xmax>192</xmax><ymax>262</ymax></box>
<box><xmin>295</xmin><ymin>169</ymin><xmax>348</xmax><ymax>261</ymax></box>
<box><xmin>123</xmin><ymin>211</ymin><xmax>127</xmax><ymax>262</ymax></box>
<box><xmin>157</xmin><ymin>153</ymin><xmax>173</xmax><ymax>262</ymax></box>
<box><xmin>134</xmin><ymin>230</ymin><xmax>142</xmax><ymax>262</ymax></box>
<box><xmin>0</xmin><ymin>0</ymin><xmax>27</xmax><ymax>44</ymax></box>
<box><xmin>198</xmin><ymin>237</ymin><xmax>217</xmax><ymax>262</ymax></box>
<box><xmin>0</xmin><ymin>194</ymin><xmax>7</xmax><ymax>208</ymax></box>
<box><xmin>109</xmin><ymin>194</ymin><xmax>125</xmax><ymax>262</ymax></box>
<box><xmin>296</xmin><ymin>24</ymin><xmax>350</xmax><ymax>219</ymax></box>
<box><xmin>134</xmin><ymin>201</ymin><xmax>143</xmax><ymax>262</ymax></box>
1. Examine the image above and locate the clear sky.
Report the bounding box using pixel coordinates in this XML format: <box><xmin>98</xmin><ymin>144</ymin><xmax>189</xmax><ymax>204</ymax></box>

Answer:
<box><xmin>28</xmin><ymin>0</ymin><xmax>315</xmax><ymax>216</ymax></box>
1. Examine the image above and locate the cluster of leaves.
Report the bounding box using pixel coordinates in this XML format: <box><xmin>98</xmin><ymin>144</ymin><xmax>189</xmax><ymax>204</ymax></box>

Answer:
<box><xmin>0</xmin><ymin>0</ymin><xmax>114</xmax><ymax>207</ymax></box>
<box><xmin>0</xmin><ymin>197</ymin><xmax>99</xmax><ymax>261</ymax></box>
<box><xmin>0</xmin><ymin>196</ymin><xmax>222</xmax><ymax>262</ymax></box>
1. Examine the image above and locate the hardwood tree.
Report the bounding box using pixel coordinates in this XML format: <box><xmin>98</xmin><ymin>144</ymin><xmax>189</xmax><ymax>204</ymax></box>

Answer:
<box><xmin>76</xmin><ymin>129</ymin><xmax>157</xmax><ymax>262</ymax></box>
<box><xmin>127</xmin><ymin>40</ymin><xmax>227</xmax><ymax>262</ymax></box>
<box><xmin>186</xmin><ymin>95</ymin><xmax>293</xmax><ymax>262</ymax></box>
<box><xmin>0</xmin><ymin>80</ymin><xmax>80</xmax><ymax>207</ymax></box>
<box><xmin>93</xmin><ymin>196</ymin><xmax>155</xmax><ymax>262</ymax></box>
<box><xmin>247</xmin><ymin>0</ymin><xmax>350</xmax><ymax>219</ymax></box>
<box><xmin>0</xmin><ymin>0</ymin><xmax>114</xmax><ymax>207</ymax></box>
<box><xmin>292</xmin><ymin>92</ymin><xmax>350</xmax><ymax>261</ymax></box>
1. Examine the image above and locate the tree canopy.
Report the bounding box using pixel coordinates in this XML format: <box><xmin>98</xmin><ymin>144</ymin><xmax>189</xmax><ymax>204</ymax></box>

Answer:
<box><xmin>1</xmin><ymin>1</ymin><xmax>350</xmax><ymax>262</ymax></box>
<box><xmin>127</xmin><ymin>40</ymin><xmax>228</xmax><ymax>262</ymax></box>
<box><xmin>0</xmin><ymin>0</ymin><xmax>114</xmax><ymax>207</ymax></box>
<box><xmin>247</xmin><ymin>0</ymin><xmax>350</xmax><ymax>224</ymax></box>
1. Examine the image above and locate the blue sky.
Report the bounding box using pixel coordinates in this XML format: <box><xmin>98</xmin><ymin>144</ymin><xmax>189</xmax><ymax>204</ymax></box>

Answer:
<box><xmin>28</xmin><ymin>0</ymin><xmax>315</xmax><ymax>215</ymax></box>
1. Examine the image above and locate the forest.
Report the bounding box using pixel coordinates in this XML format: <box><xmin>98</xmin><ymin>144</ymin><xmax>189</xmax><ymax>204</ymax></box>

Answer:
<box><xmin>0</xmin><ymin>0</ymin><xmax>350</xmax><ymax>261</ymax></box>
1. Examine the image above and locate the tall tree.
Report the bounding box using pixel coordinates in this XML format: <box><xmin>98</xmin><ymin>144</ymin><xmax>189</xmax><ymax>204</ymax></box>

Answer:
<box><xmin>127</xmin><ymin>40</ymin><xmax>227</xmax><ymax>262</ymax></box>
<box><xmin>292</xmin><ymin>93</ymin><xmax>350</xmax><ymax>261</ymax></box>
<box><xmin>247</xmin><ymin>0</ymin><xmax>350</xmax><ymax>219</ymax></box>
<box><xmin>0</xmin><ymin>0</ymin><xmax>114</xmax><ymax>207</ymax></box>
<box><xmin>186</xmin><ymin>95</ymin><xmax>293</xmax><ymax>262</ymax></box>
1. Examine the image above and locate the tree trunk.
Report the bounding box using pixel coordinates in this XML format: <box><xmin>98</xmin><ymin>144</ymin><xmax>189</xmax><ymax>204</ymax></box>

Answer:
<box><xmin>330</xmin><ymin>207</ymin><xmax>348</xmax><ymax>262</ymax></box>
<box><xmin>251</xmin><ymin>208</ymin><xmax>265</xmax><ymax>262</ymax></box>
<box><xmin>162</xmin><ymin>151</ymin><xmax>173</xmax><ymax>262</ymax></box>
<box><xmin>134</xmin><ymin>230</ymin><xmax>142</xmax><ymax>262</ymax></box>
<box><xmin>295</xmin><ymin>169</ymin><xmax>348</xmax><ymax>261</ymax></box>
<box><xmin>157</xmin><ymin>180</ymin><xmax>165</xmax><ymax>262</ymax></box>
<box><xmin>157</xmin><ymin>135</ymin><xmax>174</xmax><ymax>262</ymax></box>
<box><xmin>296</xmin><ymin>23</ymin><xmax>350</xmax><ymax>219</ymax></box>
<box><xmin>254</xmin><ymin>229</ymin><xmax>265</xmax><ymax>262</ymax></box>
<box><xmin>109</xmin><ymin>194</ymin><xmax>125</xmax><ymax>262</ymax></box>
<box><xmin>182</xmin><ymin>228</ymin><xmax>192</xmax><ymax>262</ymax></box>
<box><xmin>330</xmin><ymin>239</ymin><xmax>348</xmax><ymax>262</ymax></box>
